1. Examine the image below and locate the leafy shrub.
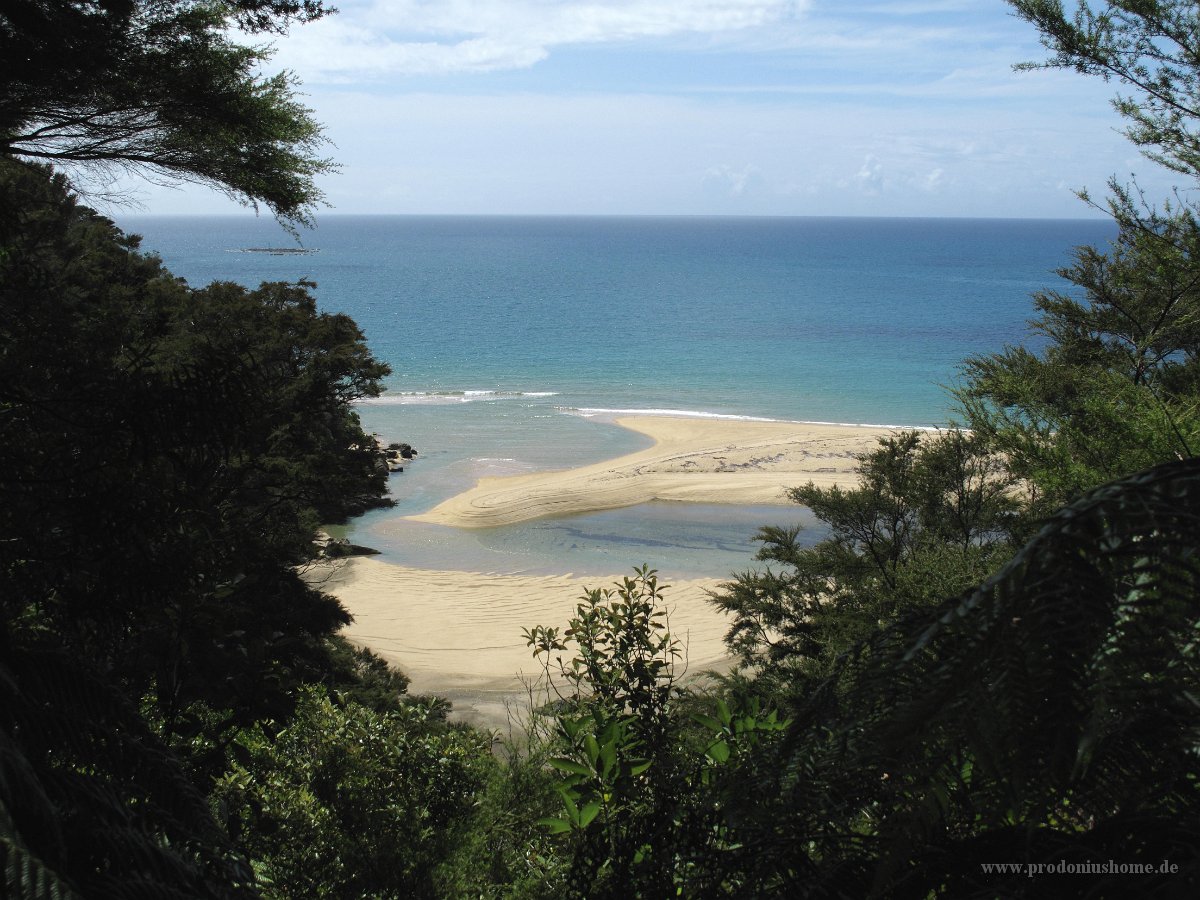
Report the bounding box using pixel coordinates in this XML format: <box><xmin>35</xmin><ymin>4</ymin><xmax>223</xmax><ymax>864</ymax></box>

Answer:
<box><xmin>214</xmin><ymin>688</ymin><xmax>491</xmax><ymax>899</ymax></box>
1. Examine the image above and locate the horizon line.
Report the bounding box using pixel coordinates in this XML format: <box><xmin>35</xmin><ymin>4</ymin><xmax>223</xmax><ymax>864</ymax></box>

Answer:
<box><xmin>115</xmin><ymin>210</ymin><xmax>1116</xmax><ymax>223</ymax></box>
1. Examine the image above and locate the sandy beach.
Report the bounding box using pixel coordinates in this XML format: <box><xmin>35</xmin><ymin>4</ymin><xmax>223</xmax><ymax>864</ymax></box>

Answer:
<box><xmin>411</xmin><ymin>415</ymin><xmax>900</xmax><ymax>528</ymax></box>
<box><xmin>318</xmin><ymin>556</ymin><xmax>729</xmax><ymax>728</ymax></box>
<box><xmin>327</xmin><ymin>416</ymin><xmax>899</xmax><ymax>727</ymax></box>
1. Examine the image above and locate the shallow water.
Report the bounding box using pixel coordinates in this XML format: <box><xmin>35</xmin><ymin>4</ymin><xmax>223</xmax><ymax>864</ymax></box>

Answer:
<box><xmin>347</xmin><ymin>499</ymin><xmax>822</xmax><ymax>579</ymax></box>
<box><xmin>120</xmin><ymin>214</ymin><xmax>1114</xmax><ymax>577</ymax></box>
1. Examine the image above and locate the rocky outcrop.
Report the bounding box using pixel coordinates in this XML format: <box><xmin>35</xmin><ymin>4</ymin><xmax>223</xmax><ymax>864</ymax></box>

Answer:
<box><xmin>382</xmin><ymin>441</ymin><xmax>417</xmax><ymax>473</ymax></box>
<box><xmin>313</xmin><ymin>531</ymin><xmax>380</xmax><ymax>558</ymax></box>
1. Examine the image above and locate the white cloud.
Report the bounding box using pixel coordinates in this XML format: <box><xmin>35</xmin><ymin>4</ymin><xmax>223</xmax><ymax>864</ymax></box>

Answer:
<box><xmin>271</xmin><ymin>0</ymin><xmax>806</xmax><ymax>78</ymax></box>
<box><xmin>917</xmin><ymin>167</ymin><xmax>944</xmax><ymax>192</ymax></box>
<box><xmin>330</xmin><ymin>91</ymin><xmax>1171</xmax><ymax>213</ymax></box>
<box><xmin>119</xmin><ymin>84</ymin><xmax>1181</xmax><ymax>218</ymax></box>
<box><xmin>703</xmin><ymin>163</ymin><xmax>765</xmax><ymax>197</ymax></box>
<box><xmin>279</xmin><ymin>23</ymin><xmax>550</xmax><ymax>76</ymax></box>
<box><xmin>855</xmin><ymin>155</ymin><xmax>884</xmax><ymax>195</ymax></box>
<box><xmin>122</xmin><ymin>3</ymin><xmax>1184</xmax><ymax>218</ymax></box>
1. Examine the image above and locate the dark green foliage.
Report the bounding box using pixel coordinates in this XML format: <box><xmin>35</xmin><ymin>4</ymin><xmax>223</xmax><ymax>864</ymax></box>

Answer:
<box><xmin>725</xmin><ymin>457</ymin><xmax>1200</xmax><ymax>897</ymax></box>
<box><xmin>318</xmin><ymin>635</ymin><xmax>413</xmax><ymax>713</ymax></box>
<box><xmin>2</xmin><ymin>636</ymin><xmax>256</xmax><ymax>899</ymax></box>
<box><xmin>213</xmin><ymin>687</ymin><xmax>491</xmax><ymax>899</ymax></box>
<box><xmin>526</xmin><ymin>569</ymin><xmax>790</xmax><ymax>898</ymax></box>
<box><xmin>0</xmin><ymin>1</ymin><xmax>334</xmax><ymax>226</ymax></box>
<box><xmin>0</xmin><ymin>12</ymin><xmax>524</xmax><ymax>898</ymax></box>
<box><xmin>0</xmin><ymin>159</ymin><xmax>391</xmax><ymax>741</ymax></box>
<box><xmin>437</xmin><ymin>737</ymin><xmax>567</xmax><ymax>900</ymax></box>
<box><xmin>525</xmin><ymin>569</ymin><xmax>684</xmax><ymax>896</ymax></box>
<box><xmin>0</xmin><ymin>159</ymin><xmax>400</xmax><ymax>895</ymax></box>
<box><xmin>522</xmin><ymin>466</ymin><xmax>1200</xmax><ymax>897</ymax></box>
<box><xmin>711</xmin><ymin>430</ymin><xmax>1019</xmax><ymax>690</ymax></box>
<box><xmin>527</xmin><ymin>568</ymin><xmax>680</xmax><ymax>744</ymax></box>
<box><xmin>958</xmin><ymin>200</ymin><xmax>1200</xmax><ymax>511</ymax></box>
<box><xmin>968</xmin><ymin>4</ymin><xmax>1200</xmax><ymax>512</ymax></box>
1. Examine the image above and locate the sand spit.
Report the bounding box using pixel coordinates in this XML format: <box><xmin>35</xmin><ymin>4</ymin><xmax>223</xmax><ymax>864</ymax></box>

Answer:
<box><xmin>411</xmin><ymin>416</ymin><xmax>900</xmax><ymax>529</ymax></box>
<box><xmin>326</xmin><ymin>416</ymin><xmax>909</xmax><ymax>727</ymax></box>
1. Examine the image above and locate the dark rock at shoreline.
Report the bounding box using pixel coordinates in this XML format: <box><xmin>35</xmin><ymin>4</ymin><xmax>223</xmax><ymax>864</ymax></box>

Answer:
<box><xmin>314</xmin><ymin>531</ymin><xmax>381</xmax><ymax>558</ymax></box>
<box><xmin>383</xmin><ymin>441</ymin><xmax>418</xmax><ymax>473</ymax></box>
<box><xmin>323</xmin><ymin>540</ymin><xmax>381</xmax><ymax>558</ymax></box>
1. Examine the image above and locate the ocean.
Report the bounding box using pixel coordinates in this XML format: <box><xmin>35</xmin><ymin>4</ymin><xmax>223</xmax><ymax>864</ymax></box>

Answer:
<box><xmin>116</xmin><ymin>214</ymin><xmax>1115</xmax><ymax>578</ymax></box>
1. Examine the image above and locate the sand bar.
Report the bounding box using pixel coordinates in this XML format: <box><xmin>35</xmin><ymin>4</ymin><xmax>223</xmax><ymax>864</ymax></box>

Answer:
<box><xmin>327</xmin><ymin>416</ymin><xmax>906</xmax><ymax>727</ymax></box>
<box><xmin>411</xmin><ymin>415</ymin><xmax>901</xmax><ymax>528</ymax></box>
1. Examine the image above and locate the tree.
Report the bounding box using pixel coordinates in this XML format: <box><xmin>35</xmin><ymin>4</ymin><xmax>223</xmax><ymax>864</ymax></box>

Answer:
<box><xmin>1</xmin><ymin>638</ymin><xmax>258</xmax><ymax>900</ymax></box>
<box><xmin>213</xmin><ymin>688</ymin><xmax>490</xmax><ymax>899</ymax></box>
<box><xmin>0</xmin><ymin>7</ymin><xmax>423</xmax><ymax>897</ymax></box>
<box><xmin>0</xmin><ymin>1</ymin><xmax>334</xmax><ymax>227</ymax></box>
<box><xmin>710</xmin><ymin>430</ymin><xmax>1019</xmax><ymax>693</ymax></box>
<box><xmin>522</xmin><ymin>469</ymin><xmax>1200</xmax><ymax>898</ymax></box>
<box><xmin>725</xmin><ymin>457</ymin><xmax>1200</xmax><ymax>897</ymax></box>
<box><xmin>1</xmin><ymin>159</ymin><xmax>393</xmax><ymax>739</ymax></box>
<box><xmin>0</xmin><ymin>161</ymin><xmax>397</xmax><ymax>900</ymax></box>
<box><xmin>692</xmin><ymin>13</ymin><xmax>1200</xmax><ymax>891</ymax></box>
<box><xmin>1008</xmin><ymin>1</ymin><xmax>1200</xmax><ymax>181</ymax></box>
<box><xmin>958</xmin><ymin>206</ymin><xmax>1200</xmax><ymax>510</ymax></box>
<box><xmin>524</xmin><ymin>569</ymin><xmax>686</xmax><ymax>896</ymax></box>
<box><xmin>956</xmin><ymin>2</ymin><xmax>1200</xmax><ymax>509</ymax></box>
<box><xmin>526</xmin><ymin>569</ymin><xmax>790</xmax><ymax>898</ymax></box>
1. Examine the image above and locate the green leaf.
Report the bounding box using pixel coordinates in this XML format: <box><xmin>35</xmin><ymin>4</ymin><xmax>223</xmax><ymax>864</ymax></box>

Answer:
<box><xmin>578</xmin><ymin>800</ymin><xmax>602</xmax><ymax>828</ymax></box>
<box><xmin>705</xmin><ymin>740</ymin><xmax>731</xmax><ymax>764</ymax></box>
<box><xmin>538</xmin><ymin>816</ymin><xmax>573</xmax><ymax>834</ymax></box>
<box><xmin>557</xmin><ymin>786</ymin><xmax>581</xmax><ymax>824</ymax></box>
<box><xmin>716</xmin><ymin>698</ymin><xmax>732</xmax><ymax>726</ymax></box>
<box><xmin>629</xmin><ymin>758</ymin><xmax>652</xmax><ymax>777</ymax></box>
<box><xmin>599</xmin><ymin>739</ymin><xmax>617</xmax><ymax>780</ymax></box>
<box><xmin>548</xmin><ymin>757</ymin><xmax>592</xmax><ymax>777</ymax></box>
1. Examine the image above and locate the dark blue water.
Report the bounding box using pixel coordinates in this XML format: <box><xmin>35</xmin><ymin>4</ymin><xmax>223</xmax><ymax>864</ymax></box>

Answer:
<box><xmin>118</xmin><ymin>214</ymin><xmax>1114</xmax><ymax>575</ymax></box>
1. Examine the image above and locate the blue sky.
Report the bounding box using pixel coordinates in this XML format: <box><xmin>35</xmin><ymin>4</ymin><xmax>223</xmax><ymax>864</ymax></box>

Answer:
<box><xmin>128</xmin><ymin>0</ymin><xmax>1180</xmax><ymax>218</ymax></box>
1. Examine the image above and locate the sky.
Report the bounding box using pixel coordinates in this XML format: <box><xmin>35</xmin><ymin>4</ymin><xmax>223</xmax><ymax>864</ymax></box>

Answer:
<box><xmin>124</xmin><ymin>0</ymin><xmax>1181</xmax><ymax>219</ymax></box>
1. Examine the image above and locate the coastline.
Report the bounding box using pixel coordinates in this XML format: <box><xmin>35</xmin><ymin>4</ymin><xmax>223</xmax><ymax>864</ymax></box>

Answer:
<box><xmin>325</xmin><ymin>415</ymin><xmax>905</xmax><ymax>726</ymax></box>
<box><xmin>409</xmin><ymin>414</ymin><xmax>902</xmax><ymax>528</ymax></box>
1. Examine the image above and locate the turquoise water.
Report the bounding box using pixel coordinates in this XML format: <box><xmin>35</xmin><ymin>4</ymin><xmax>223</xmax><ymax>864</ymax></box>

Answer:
<box><xmin>118</xmin><ymin>215</ymin><xmax>1114</xmax><ymax>576</ymax></box>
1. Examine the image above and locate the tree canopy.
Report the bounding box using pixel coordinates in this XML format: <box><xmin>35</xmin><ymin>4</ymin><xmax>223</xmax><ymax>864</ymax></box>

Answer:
<box><xmin>0</xmin><ymin>155</ymin><xmax>393</xmax><ymax>728</ymax></box>
<box><xmin>711</xmin><ymin>430</ymin><xmax>1020</xmax><ymax>692</ymax></box>
<box><xmin>1009</xmin><ymin>0</ymin><xmax>1200</xmax><ymax>181</ymax></box>
<box><xmin>957</xmin><ymin>203</ymin><xmax>1200</xmax><ymax>510</ymax></box>
<box><xmin>0</xmin><ymin>1</ymin><xmax>335</xmax><ymax>227</ymax></box>
<box><xmin>0</xmin><ymin>158</ymin><xmax>396</xmax><ymax>895</ymax></box>
<box><xmin>952</xmin><ymin>2</ymin><xmax>1200</xmax><ymax>510</ymax></box>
